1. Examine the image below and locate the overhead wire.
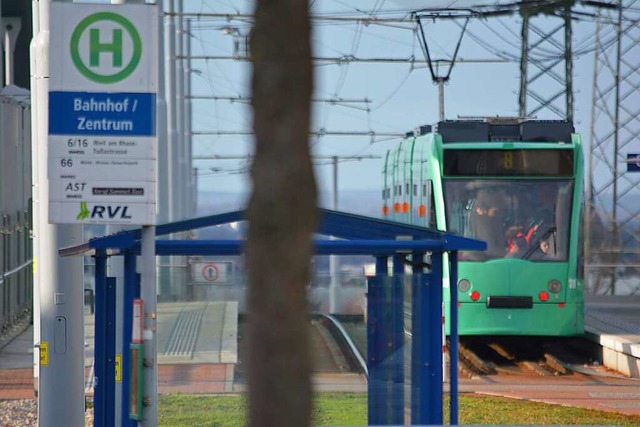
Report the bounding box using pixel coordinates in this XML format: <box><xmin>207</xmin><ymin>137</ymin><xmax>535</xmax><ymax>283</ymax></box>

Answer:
<box><xmin>188</xmin><ymin>0</ymin><xmax>633</xmax><ymax>165</ymax></box>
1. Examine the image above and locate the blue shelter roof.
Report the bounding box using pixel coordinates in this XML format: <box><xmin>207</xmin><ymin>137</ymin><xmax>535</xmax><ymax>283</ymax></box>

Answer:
<box><xmin>60</xmin><ymin>208</ymin><xmax>486</xmax><ymax>256</ymax></box>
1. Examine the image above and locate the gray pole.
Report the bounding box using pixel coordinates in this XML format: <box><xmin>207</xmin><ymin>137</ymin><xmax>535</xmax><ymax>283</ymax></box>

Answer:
<box><xmin>437</xmin><ymin>77</ymin><xmax>445</xmax><ymax>122</ymax></box>
<box><xmin>519</xmin><ymin>13</ymin><xmax>528</xmax><ymax>117</ymax></box>
<box><xmin>161</xmin><ymin>0</ymin><xmax>176</xmax><ymax>302</ymax></box>
<box><xmin>563</xmin><ymin>6</ymin><xmax>573</xmax><ymax>122</ymax></box>
<box><xmin>174</xmin><ymin>0</ymin><xmax>187</xmax><ymax>299</ymax></box>
<box><xmin>138</xmin><ymin>1</ymin><xmax>162</xmax><ymax>423</ymax></box>
<box><xmin>156</xmin><ymin>0</ymin><xmax>169</xmax><ymax>226</ymax></box>
<box><xmin>3</xmin><ymin>18</ymin><xmax>21</xmax><ymax>86</ymax></box>
<box><xmin>175</xmin><ymin>0</ymin><xmax>185</xmax><ymax>222</ymax></box>
<box><xmin>185</xmin><ymin>19</ymin><xmax>194</xmax><ymax>218</ymax></box>
<box><xmin>164</xmin><ymin>0</ymin><xmax>176</xmax><ymax>225</ymax></box>
<box><xmin>586</xmin><ymin>13</ymin><xmax>601</xmax><ymax>292</ymax></box>
<box><xmin>106</xmin><ymin>2</ymin><xmax>145</xmax><ymax>425</ymax></box>
<box><xmin>329</xmin><ymin>156</ymin><xmax>338</xmax><ymax>313</ymax></box>
<box><xmin>0</xmin><ymin>1</ymin><xmax>3</xmax><ymax>87</ymax></box>
<box><xmin>32</xmin><ymin>1</ymin><xmax>85</xmax><ymax>426</ymax></box>
<box><xmin>140</xmin><ymin>225</ymin><xmax>157</xmax><ymax>426</ymax></box>
<box><xmin>30</xmin><ymin>0</ymin><xmax>41</xmax><ymax>395</ymax></box>
<box><xmin>3</xmin><ymin>22</ymin><xmax>12</xmax><ymax>85</ymax></box>
<box><xmin>610</xmin><ymin>3</ymin><xmax>624</xmax><ymax>295</ymax></box>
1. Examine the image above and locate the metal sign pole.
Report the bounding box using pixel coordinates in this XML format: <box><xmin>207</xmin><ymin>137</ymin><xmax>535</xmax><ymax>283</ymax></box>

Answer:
<box><xmin>32</xmin><ymin>1</ymin><xmax>86</xmax><ymax>426</ymax></box>
<box><xmin>140</xmin><ymin>225</ymin><xmax>157</xmax><ymax>426</ymax></box>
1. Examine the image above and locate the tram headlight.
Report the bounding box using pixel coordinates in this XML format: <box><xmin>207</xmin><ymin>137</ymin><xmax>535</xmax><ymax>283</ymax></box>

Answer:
<box><xmin>547</xmin><ymin>279</ymin><xmax>562</xmax><ymax>293</ymax></box>
<box><xmin>457</xmin><ymin>279</ymin><xmax>471</xmax><ymax>293</ymax></box>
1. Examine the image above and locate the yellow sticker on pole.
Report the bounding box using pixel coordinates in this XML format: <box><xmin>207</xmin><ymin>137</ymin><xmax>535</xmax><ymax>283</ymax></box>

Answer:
<box><xmin>40</xmin><ymin>342</ymin><xmax>49</xmax><ymax>366</ymax></box>
<box><xmin>115</xmin><ymin>354</ymin><xmax>122</xmax><ymax>382</ymax></box>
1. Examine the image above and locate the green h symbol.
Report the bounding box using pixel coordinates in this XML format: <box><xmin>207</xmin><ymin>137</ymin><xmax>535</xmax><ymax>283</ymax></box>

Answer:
<box><xmin>90</xmin><ymin>28</ymin><xmax>122</xmax><ymax>67</ymax></box>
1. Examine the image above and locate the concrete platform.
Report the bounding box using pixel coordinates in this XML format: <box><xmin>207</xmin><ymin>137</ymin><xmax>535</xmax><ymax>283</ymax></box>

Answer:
<box><xmin>157</xmin><ymin>301</ymin><xmax>238</xmax><ymax>365</ymax></box>
<box><xmin>585</xmin><ymin>295</ymin><xmax>640</xmax><ymax>378</ymax></box>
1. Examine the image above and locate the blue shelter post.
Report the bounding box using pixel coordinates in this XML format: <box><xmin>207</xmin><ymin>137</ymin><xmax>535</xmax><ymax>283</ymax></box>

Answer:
<box><xmin>390</xmin><ymin>254</ymin><xmax>405</xmax><ymax>424</ymax></box>
<box><xmin>449</xmin><ymin>251</ymin><xmax>459</xmax><ymax>425</ymax></box>
<box><xmin>367</xmin><ymin>255</ymin><xmax>387</xmax><ymax>425</ymax></box>
<box><xmin>410</xmin><ymin>251</ymin><xmax>423</xmax><ymax>423</ymax></box>
<box><xmin>427</xmin><ymin>251</ymin><xmax>444</xmax><ymax>424</ymax></box>
<box><xmin>121</xmin><ymin>251</ymin><xmax>139</xmax><ymax>427</ymax></box>
<box><xmin>93</xmin><ymin>250</ymin><xmax>107</xmax><ymax>427</ymax></box>
<box><xmin>105</xmin><ymin>277</ymin><xmax>117</xmax><ymax>427</ymax></box>
<box><xmin>413</xmin><ymin>250</ymin><xmax>444</xmax><ymax>425</ymax></box>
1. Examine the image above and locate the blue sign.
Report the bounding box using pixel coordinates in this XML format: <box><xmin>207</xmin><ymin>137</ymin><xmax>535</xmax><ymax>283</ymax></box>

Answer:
<box><xmin>49</xmin><ymin>91</ymin><xmax>156</xmax><ymax>136</ymax></box>
<box><xmin>627</xmin><ymin>154</ymin><xmax>640</xmax><ymax>172</ymax></box>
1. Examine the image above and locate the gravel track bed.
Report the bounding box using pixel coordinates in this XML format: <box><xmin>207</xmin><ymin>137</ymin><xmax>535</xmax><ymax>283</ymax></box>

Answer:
<box><xmin>0</xmin><ymin>400</ymin><xmax>94</xmax><ymax>426</ymax></box>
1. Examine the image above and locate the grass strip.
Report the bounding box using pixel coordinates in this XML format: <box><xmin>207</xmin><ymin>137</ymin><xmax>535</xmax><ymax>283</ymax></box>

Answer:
<box><xmin>158</xmin><ymin>392</ymin><xmax>640</xmax><ymax>426</ymax></box>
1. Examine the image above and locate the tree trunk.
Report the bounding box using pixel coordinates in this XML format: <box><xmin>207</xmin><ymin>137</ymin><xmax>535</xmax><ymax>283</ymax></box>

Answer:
<box><xmin>246</xmin><ymin>1</ymin><xmax>316</xmax><ymax>427</ymax></box>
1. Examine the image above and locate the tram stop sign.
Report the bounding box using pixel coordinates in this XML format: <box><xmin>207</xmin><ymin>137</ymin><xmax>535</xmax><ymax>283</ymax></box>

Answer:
<box><xmin>627</xmin><ymin>154</ymin><xmax>640</xmax><ymax>172</ymax></box>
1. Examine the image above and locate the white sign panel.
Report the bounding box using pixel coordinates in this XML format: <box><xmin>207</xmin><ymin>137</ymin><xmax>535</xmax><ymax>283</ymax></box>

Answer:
<box><xmin>192</xmin><ymin>262</ymin><xmax>234</xmax><ymax>285</ymax></box>
<box><xmin>48</xmin><ymin>3</ymin><xmax>158</xmax><ymax>225</ymax></box>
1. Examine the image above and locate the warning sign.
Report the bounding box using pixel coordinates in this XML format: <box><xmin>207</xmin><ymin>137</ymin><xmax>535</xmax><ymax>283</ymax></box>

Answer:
<box><xmin>115</xmin><ymin>354</ymin><xmax>122</xmax><ymax>382</ymax></box>
<box><xmin>201</xmin><ymin>263</ymin><xmax>219</xmax><ymax>282</ymax></box>
<box><xmin>40</xmin><ymin>342</ymin><xmax>49</xmax><ymax>366</ymax></box>
<box><xmin>192</xmin><ymin>261</ymin><xmax>233</xmax><ymax>285</ymax></box>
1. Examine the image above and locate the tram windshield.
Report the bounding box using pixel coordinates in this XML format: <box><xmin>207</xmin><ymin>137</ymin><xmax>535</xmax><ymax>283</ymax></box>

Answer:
<box><xmin>443</xmin><ymin>180</ymin><xmax>574</xmax><ymax>262</ymax></box>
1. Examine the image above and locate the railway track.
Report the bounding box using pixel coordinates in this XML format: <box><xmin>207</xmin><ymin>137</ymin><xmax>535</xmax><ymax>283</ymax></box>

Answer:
<box><xmin>234</xmin><ymin>314</ymin><xmax>366</xmax><ymax>384</ymax></box>
<box><xmin>456</xmin><ymin>336</ymin><xmax>617</xmax><ymax>378</ymax></box>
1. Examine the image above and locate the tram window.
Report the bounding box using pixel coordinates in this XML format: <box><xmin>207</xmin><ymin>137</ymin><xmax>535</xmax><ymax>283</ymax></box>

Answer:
<box><xmin>443</xmin><ymin>180</ymin><xmax>573</xmax><ymax>261</ymax></box>
<box><xmin>413</xmin><ymin>184</ymin><xmax>418</xmax><ymax>197</ymax></box>
<box><xmin>406</xmin><ymin>183</ymin><xmax>410</xmax><ymax>194</ymax></box>
<box><xmin>422</xmin><ymin>184</ymin><xmax>427</xmax><ymax>197</ymax></box>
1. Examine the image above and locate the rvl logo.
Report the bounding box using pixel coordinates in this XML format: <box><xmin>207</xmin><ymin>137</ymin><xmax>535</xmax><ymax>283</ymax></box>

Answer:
<box><xmin>91</xmin><ymin>205</ymin><xmax>132</xmax><ymax>219</ymax></box>
<box><xmin>78</xmin><ymin>202</ymin><xmax>132</xmax><ymax>220</ymax></box>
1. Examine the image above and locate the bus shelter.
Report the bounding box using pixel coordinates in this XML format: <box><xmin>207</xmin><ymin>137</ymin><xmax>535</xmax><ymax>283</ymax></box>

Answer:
<box><xmin>61</xmin><ymin>208</ymin><xmax>485</xmax><ymax>427</ymax></box>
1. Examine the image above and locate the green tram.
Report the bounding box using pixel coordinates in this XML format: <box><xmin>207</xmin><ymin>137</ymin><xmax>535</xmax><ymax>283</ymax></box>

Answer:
<box><xmin>382</xmin><ymin>119</ymin><xmax>585</xmax><ymax>336</ymax></box>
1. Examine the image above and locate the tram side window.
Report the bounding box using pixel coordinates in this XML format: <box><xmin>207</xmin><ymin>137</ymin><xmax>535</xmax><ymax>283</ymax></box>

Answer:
<box><xmin>421</xmin><ymin>180</ymin><xmax>437</xmax><ymax>229</ymax></box>
<box><xmin>429</xmin><ymin>181</ymin><xmax>437</xmax><ymax>229</ymax></box>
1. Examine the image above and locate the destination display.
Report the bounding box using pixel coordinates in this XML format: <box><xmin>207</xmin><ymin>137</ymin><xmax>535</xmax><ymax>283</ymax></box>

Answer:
<box><xmin>48</xmin><ymin>135</ymin><xmax>155</xmax><ymax>158</ymax></box>
<box><xmin>442</xmin><ymin>149</ymin><xmax>574</xmax><ymax>177</ymax></box>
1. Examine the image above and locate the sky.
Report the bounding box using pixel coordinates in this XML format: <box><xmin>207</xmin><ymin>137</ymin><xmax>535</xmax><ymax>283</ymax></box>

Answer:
<box><xmin>183</xmin><ymin>0</ymin><xmax>614</xmax><ymax>205</ymax></box>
